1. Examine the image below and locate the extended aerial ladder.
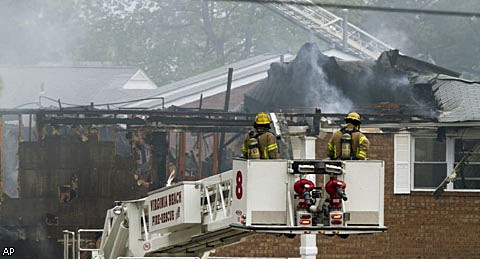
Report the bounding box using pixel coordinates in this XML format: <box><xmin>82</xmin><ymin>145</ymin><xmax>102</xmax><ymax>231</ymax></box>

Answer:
<box><xmin>64</xmin><ymin>118</ymin><xmax>387</xmax><ymax>259</ymax></box>
<box><xmin>263</xmin><ymin>0</ymin><xmax>394</xmax><ymax>59</ymax></box>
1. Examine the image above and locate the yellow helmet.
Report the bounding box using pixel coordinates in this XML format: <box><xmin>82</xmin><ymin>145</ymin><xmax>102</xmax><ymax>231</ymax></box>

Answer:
<box><xmin>345</xmin><ymin>112</ymin><xmax>361</xmax><ymax>124</ymax></box>
<box><xmin>254</xmin><ymin>112</ymin><xmax>271</xmax><ymax>125</ymax></box>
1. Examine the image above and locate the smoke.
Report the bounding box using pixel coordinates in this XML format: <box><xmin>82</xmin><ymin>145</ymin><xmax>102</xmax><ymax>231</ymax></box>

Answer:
<box><xmin>370</xmin><ymin>24</ymin><xmax>415</xmax><ymax>55</ymax></box>
<box><xmin>298</xmin><ymin>44</ymin><xmax>353</xmax><ymax>113</ymax></box>
<box><xmin>387</xmin><ymin>74</ymin><xmax>421</xmax><ymax>104</ymax></box>
<box><xmin>245</xmin><ymin>42</ymin><xmax>438</xmax><ymax>116</ymax></box>
<box><xmin>355</xmin><ymin>4</ymin><xmax>418</xmax><ymax>56</ymax></box>
<box><xmin>246</xmin><ymin>42</ymin><xmax>353</xmax><ymax>114</ymax></box>
<box><xmin>0</xmin><ymin>1</ymin><xmax>83</xmax><ymax>65</ymax></box>
<box><xmin>388</xmin><ymin>74</ymin><xmax>410</xmax><ymax>90</ymax></box>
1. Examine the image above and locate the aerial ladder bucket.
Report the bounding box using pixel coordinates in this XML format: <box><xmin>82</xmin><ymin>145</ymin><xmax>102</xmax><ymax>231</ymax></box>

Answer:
<box><xmin>65</xmin><ymin>158</ymin><xmax>386</xmax><ymax>258</ymax></box>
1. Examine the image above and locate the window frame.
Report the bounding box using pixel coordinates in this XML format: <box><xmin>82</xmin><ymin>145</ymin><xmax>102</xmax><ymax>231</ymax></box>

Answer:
<box><xmin>410</xmin><ymin>135</ymin><xmax>480</xmax><ymax>192</ymax></box>
<box><xmin>451</xmin><ymin>137</ymin><xmax>480</xmax><ymax>190</ymax></box>
<box><xmin>411</xmin><ymin>135</ymin><xmax>449</xmax><ymax>191</ymax></box>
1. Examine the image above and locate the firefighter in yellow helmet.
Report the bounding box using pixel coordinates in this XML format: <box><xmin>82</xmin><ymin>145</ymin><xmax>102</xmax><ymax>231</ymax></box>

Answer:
<box><xmin>327</xmin><ymin>112</ymin><xmax>370</xmax><ymax>160</ymax></box>
<box><xmin>242</xmin><ymin>112</ymin><xmax>280</xmax><ymax>159</ymax></box>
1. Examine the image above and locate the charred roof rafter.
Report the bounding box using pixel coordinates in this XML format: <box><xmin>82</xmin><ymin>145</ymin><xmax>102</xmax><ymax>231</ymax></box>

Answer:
<box><xmin>0</xmin><ymin>108</ymin><xmax>443</xmax><ymax>133</ymax></box>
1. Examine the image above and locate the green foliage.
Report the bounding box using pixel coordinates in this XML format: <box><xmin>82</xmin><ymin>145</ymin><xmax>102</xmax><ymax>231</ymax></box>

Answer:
<box><xmin>73</xmin><ymin>0</ymin><xmax>311</xmax><ymax>85</ymax></box>
<box><xmin>1</xmin><ymin>0</ymin><xmax>480</xmax><ymax>84</ymax></box>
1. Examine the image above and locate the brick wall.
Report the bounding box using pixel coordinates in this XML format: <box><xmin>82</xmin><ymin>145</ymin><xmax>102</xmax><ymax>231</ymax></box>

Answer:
<box><xmin>212</xmin><ymin>133</ymin><xmax>480</xmax><ymax>258</ymax></box>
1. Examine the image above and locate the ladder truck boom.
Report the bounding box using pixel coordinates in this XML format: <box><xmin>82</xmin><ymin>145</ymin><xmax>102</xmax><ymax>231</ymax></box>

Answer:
<box><xmin>263</xmin><ymin>0</ymin><xmax>394</xmax><ymax>59</ymax></box>
<box><xmin>67</xmin><ymin>158</ymin><xmax>386</xmax><ymax>258</ymax></box>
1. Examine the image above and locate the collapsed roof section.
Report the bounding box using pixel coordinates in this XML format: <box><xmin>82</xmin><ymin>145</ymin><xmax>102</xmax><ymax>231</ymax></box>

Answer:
<box><xmin>244</xmin><ymin>42</ymin><xmax>477</xmax><ymax>123</ymax></box>
<box><xmin>429</xmin><ymin>75</ymin><xmax>480</xmax><ymax>122</ymax></box>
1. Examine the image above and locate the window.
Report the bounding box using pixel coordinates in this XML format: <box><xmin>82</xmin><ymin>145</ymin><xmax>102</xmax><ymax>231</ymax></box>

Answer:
<box><xmin>453</xmin><ymin>139</ymin><xmax>480</xmax><ymax>189</ymax></box>
<box><xmin>413</xmin><ymin>138</ymin><xmax>447</xmax><ymax>189</ymax></box>
<box><xmin>394</xmin><ymin>133</ymin><xmax>480</xmax><ymax>194</ymax></box>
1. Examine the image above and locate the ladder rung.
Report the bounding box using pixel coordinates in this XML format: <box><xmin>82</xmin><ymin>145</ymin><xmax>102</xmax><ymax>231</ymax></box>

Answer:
<box><xmin>264</xmin><ymin>0</ymin><xmax>392</xmax><ymax>59</ymax></box>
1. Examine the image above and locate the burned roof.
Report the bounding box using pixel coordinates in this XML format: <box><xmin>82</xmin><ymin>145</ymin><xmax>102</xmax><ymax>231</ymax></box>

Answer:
<box><xmin>245</xmin><ymin>42</ymin><xmax>478</xmax><ymax>123</ymax></box>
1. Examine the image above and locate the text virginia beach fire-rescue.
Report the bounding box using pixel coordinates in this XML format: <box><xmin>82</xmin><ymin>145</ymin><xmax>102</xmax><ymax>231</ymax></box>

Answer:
<box><xmin>150</xmin><ymin>191</ymin><xmax>182</xmax><ymax>225</ymax></box>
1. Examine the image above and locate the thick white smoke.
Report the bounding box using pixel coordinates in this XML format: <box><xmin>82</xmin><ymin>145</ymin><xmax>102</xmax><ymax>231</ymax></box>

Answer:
<box><xmin>300</xmin><ymin>44</ymin><xmax>353</xmax><ymax>113</ymax></box>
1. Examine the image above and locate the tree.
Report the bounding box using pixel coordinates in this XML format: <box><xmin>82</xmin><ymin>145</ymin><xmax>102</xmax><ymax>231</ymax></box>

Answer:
<box><xmin>3</xmin><ymin>0</ymin><xmax>479</xmax><ymax>83</ymax></box>
<box><xmin>74</xmin><ymin>0</ymin><xmax>311</xmax><ymax>85</ymax></box>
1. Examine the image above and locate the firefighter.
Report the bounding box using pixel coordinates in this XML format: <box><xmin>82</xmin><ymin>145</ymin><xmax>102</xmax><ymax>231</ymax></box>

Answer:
<box><xmin>242</xmin><ymin>112</ymin><xmax>280</xmax><ymax>159</ymax></box>
<box><xmin>327</xmin><ymin>112</ymin><xmax>370</xmax><ymax>160</ymax></box>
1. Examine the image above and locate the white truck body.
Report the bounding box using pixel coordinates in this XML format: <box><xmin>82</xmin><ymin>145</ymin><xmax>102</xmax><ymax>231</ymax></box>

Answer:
<box><xmin>65</xmin><ymin>158</ymin><xmax>386</xmax><ymax>259</ymax></box>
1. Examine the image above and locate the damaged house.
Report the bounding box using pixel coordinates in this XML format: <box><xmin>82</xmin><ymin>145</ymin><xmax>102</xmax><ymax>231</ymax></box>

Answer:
<box><xmin>0</xmin><ymin>66</ymin><xmax>162</xmax><ymax>257</ymax></box>
<box><xmin>0</xmin><ymin>62</ymin><xmax>288</xmax><ymax>257</ymax></box>
<box><xmin>212</xmin><ymin>43</ymin><xmax>480</xmax><ymax>258</ymax></box>
<box><xmin>1</xmin><ymin>41</ymin><xmax>480</xmax><ymax>258</ymax></box>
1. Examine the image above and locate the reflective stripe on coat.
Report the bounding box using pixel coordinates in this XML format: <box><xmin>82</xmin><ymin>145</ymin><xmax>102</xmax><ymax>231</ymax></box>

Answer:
<box><xmin>327</xmin><ymin>130</ymin><xmax>370</xmax><ymax>160</ymax></box>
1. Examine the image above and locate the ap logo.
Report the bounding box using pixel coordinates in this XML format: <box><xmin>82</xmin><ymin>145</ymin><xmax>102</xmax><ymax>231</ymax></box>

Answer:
<box><xmin>2</xmin><ymin>247</ymin><xmax>15</xmax><ymax>256</ymax></box>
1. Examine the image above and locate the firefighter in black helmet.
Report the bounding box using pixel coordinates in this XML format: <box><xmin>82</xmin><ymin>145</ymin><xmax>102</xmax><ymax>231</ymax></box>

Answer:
<box><xmin>327</xmin><ymin>112</ymin><xmax>370</xmax><ymax>160</ymax></box>
<box><xmin>242</xmin><ymin>112</ymin><xmax>280</xmax><ymax>159</ymax></box>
